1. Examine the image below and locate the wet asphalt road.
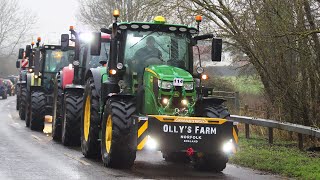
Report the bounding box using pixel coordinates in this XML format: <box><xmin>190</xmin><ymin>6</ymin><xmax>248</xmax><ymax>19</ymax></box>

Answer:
<box><xmin>0</xmin><ymin>96</ymin><xmax>284</xmax><ymax>180</ymax></box>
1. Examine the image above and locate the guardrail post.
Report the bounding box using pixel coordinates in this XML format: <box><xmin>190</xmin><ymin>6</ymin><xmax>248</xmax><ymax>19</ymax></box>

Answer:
<box><xmin>268</xmin><ymin>127</ymin><xmax>273</xmax><ymax>144</ymax></box>
<box><xmin>245</xmin><ymin>124</ymin><xmax>250</xmax><ymax>139</ymax></box>
<box><xmin>298</xmin><ymin>133</ymin><xmax>303</xmax><ymax>150</ymax></box>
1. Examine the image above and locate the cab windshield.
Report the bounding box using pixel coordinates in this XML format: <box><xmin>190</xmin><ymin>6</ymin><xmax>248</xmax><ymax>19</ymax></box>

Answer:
<box><xmin>124</xmin><ymin>30</ymin><xmax>190</xmax><ymax>73</ymax></box>
<box><xmin>44</xmin><ymin>49</ymin><xmax>75</xmax><ymax>72</ymax></box>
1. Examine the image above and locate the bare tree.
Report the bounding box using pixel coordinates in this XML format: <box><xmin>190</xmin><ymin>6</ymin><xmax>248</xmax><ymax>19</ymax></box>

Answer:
<box><xmin>0</xmin><ymin>0</ymin><xmax>36</xmax><ymax>76</ymax></box>
<box><xmin>174</xmin><ymin>0</ymin><xmax>320</xmax><ymax>127</ymax></box>
<box><xmin>78</xmin><ymin>0</ymin><xmax>166</xmax><ymax>30</ymax></box>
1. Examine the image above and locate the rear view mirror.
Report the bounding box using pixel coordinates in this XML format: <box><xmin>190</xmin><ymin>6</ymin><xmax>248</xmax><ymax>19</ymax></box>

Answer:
<box><xmin>212</xmin><ymin>38</ymin><xmax>222</xmax><ymax>61</ymax></box>
<box><xmin>18</xmin><ymin>48</ymin><xmax>24</xmax><ymax>59</ymax></box>
<box><xmin>61</xmin><ymin>34</ymin><xmax>70</xmax><ymax>51</ymax></box>
<box><xmin>16</xmin><ymin>60</ymin><xmax>20</xmax><ymax>68</ymax></box>
<box><xmin>91</xmin><ymin>32</ymin><xmax>101</xmax><ymax>56</ymax></box>
<box><xmin>25</xmin><ymin>45</ymin><xmax>32</xmax><ymax>58</ymax></box>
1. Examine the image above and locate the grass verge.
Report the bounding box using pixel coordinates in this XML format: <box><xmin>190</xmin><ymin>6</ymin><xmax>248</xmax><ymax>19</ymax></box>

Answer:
<box><xmin>229</xmin><ymin>135</ymin><xmax>320</xmax><ymax>179</ymax></box>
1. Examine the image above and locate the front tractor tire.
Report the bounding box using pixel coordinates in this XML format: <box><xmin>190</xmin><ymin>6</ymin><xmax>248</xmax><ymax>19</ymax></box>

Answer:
<box><xmin>81</xmin><ymin>77</ymin><xmax>100</xmax><ymax>158</ymax></box>
<box><xmin>101</xmin><ymin>97</ymin><xmax>137</xmax><ymax>169</ymax></box>
<box><xmin>61</xmin><ymin>90</ymin><xmax>83</xmax><ymax>146</ymax></box>
<box><xmin>30</xmin><ymin>91</ymin><xmax>46</xmax><ymax>131</ymax></box>
<box><xmin>19</xmin><ymin>85</ymin><xmax>27</xmax><ymax>120</ymax></box>
<box><xmin>194</xmin><ymin>104</ymin><xmax>230</xmax><ymax>172</ymax></box>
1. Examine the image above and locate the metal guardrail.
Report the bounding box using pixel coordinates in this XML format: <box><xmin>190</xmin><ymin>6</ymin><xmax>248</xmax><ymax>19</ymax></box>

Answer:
<box><xmin>230</xmin><ymin>115</ymin><xmax>320</xmax><ymax>149</ymax></box>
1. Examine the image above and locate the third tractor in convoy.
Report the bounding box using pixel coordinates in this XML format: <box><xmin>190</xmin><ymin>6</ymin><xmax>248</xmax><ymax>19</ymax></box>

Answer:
<box><xmin>19</xmin><ymin>38</ymin><xmax>75</xmax><ymax>131</ymax></box>
<box><xmin>81</xmin><ymin>10</ymin><xmax>238</xmax><ymax>172</ymax></box>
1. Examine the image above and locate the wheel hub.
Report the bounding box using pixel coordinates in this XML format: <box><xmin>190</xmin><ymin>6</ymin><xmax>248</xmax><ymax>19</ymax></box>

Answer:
<box><xmin>84</xmin><ymin>95</ymin><xmax>91</xmax><ymax>141</ymax></box>
<box><xmin>105</xmin><ymin>115</ymin><xmax>112</xmax><ymax>153</ymax></box>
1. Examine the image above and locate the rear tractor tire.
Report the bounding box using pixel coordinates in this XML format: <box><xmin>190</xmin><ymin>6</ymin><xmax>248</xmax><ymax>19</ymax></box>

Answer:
<box><xmin>61</xmin><ymin>90</ymin><xmax>83</xmax><ymax>146</ymax></box>
<box><xmin>30</xmin><ymin>91</ymin><xmax>46</xmax><ymax>131</ymax></box>
<box><xmin>52</xmin><ymin>74</ymin><xmax>63</xmax><ymax>141</ymax></box>
<box><xmin>101</xmin><ymin>97</ymin><xmax>137</xmax><ymax>169</ymax></box>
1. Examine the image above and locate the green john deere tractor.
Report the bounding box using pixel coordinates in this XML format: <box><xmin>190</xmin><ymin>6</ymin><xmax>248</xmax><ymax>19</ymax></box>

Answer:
<box><xmin>81</xmin><ymin>11</ymin><xmax>238</xmax><ymax>171</ymax></box>
<box><xmin>22</xmin><ymin>38</ymin><xmax>75</xmax><ymax>131</ymax></box>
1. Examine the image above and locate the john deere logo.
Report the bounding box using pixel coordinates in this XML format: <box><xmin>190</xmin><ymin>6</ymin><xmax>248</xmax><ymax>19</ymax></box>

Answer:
<box><xmin>173</xmin><ymin>91</ymin><xmax>180</xmax><ymax>97</ymax></box>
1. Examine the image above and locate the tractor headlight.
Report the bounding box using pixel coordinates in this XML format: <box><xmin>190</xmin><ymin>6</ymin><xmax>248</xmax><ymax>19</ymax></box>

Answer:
<box><xmin>162</xmin><ymin>98</ymin><xmax>169</xmax><ymax>105</ymax></box>
<box><xmin>183</xmin><ymin>82</ymin><xmax>193</xmax><ymax>90</ymax></box>
<box><xmin>222</xmin><ymin>139</ymin><xmax>235</xmax><ymax>154</ymax></box>
<box><xmin>158</xmin><ymin>80</ymin><xmax>173</xmax><ymax>89</ymax></box>
<box><xmin>146</xmin><ymin>135</ymin><xmax>158</xmax><ymax>150</ymax></box>
<box><xmin>181</xmin><ymin>99</ymin><xmax>188</xmax><ymax>106</ymax></box>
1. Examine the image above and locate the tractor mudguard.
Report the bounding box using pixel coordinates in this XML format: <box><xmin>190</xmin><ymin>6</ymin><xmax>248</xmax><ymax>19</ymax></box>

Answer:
<box><xmin>195</xmin><ymin>97</ymin><xmax>225</xmax><ymax>108</ymax></box>
<box><xmin>100</xmin><ymin>79</ymin><xmax>120</xmax><ymax>105</ymax></box>
<box><xmin>86</xmin><ymin>68</ymin><xmax>104</xmax><ymax>96</ymax></box>
<box><xmin>62</xmin><ymin>66</ymin><xmax>74</xmax><ymax>89</ymax></box>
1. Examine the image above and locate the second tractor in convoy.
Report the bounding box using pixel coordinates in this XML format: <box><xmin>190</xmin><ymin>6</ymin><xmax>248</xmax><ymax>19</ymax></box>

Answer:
<box><xmin>52</xmin><ymin>26</ymin><xmax>111</xmax><ymax>146</ymax></box>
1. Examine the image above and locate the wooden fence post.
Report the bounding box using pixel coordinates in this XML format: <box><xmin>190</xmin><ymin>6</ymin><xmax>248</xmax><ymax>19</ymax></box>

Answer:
<box><xmin>235</xmin><ymin>92</ymin><xmax>240</xmax><ymax>115</ymax></box>
<box><xmin>298</xmin><ymin>133</ymin><xmax>303</xmax><ymax>150</ymax></box>
<box><xmin>268</xmin><ymin>127</ymin><xmax>273</xmax><ymax>144</ymax></box>
<box><xmin>245</xmin><ymin>124</ymin><xmax>250</xmax><ymax>139</ymax></box>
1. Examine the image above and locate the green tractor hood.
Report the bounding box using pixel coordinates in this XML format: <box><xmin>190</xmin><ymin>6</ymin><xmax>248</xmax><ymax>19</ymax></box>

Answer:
<box><xmin>146</xmin><ymin>65</ymin><xmax>193</xmax><ymax>81</ymax></box>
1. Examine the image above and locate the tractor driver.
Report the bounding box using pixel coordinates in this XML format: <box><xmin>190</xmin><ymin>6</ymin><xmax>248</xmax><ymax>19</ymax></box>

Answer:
<box><xmin>132</xmin><ymin>36</ymin><xmax>162</xmax><ymax>74</ymax></box>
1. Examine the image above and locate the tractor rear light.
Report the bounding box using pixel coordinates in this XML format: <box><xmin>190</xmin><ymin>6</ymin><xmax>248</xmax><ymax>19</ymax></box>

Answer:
<box><xmin>109</xmin><ymin>69</ymin><xmax>117</xmax><ymax>75</ymax></box>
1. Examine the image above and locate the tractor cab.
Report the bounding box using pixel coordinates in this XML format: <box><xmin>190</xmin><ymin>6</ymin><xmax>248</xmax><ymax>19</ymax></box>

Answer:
<box><xmin>96</xmin><ymin>15</ymin><xmax>222</xmax><ymax>116</ymax></box>
<box><xmin>38</xmin><ymin>45</ymin><xmax>75</xmax><ymax>92</ymax></box>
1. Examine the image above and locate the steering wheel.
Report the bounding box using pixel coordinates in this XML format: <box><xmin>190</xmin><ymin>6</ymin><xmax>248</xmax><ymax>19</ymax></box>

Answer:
<box><xmin>144</xmin><ymin>57</ymin><xmax>163</xmax><ymax>66</ymax></box>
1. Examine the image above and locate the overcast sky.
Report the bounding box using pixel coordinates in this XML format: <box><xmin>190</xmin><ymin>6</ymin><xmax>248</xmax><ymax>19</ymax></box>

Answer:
<box><xmin>20</xmin><ymin>0</ymin><xmax>80</xmax><ymax>44</ymax></box>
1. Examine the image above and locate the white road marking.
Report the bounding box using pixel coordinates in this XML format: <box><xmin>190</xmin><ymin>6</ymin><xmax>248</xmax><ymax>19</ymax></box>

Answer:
<box><xmin>10</xmin><ymin>123</ymin><xmax>21</xmax><ymax>128</ymax></box>
<box><xmin>64</xmin><ymin>153</ymin><xmax>91</xmax><ymax>166</ymax></box>
<box><xmin>31</xmin><ymin>135</ymin><xmax>42</xmax><ymax>141</ymax></box>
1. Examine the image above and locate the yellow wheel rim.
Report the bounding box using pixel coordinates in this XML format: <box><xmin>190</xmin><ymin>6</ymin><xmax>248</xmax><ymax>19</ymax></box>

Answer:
<box><xmin>105</xmin><ymin>115</ymin><xmax>112</xmax><ymax>153</ymax></box>
<box><xmin>84</xmin><ymin>95</ymin><xmax>91</xmax><ymax>141</ymax></box>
